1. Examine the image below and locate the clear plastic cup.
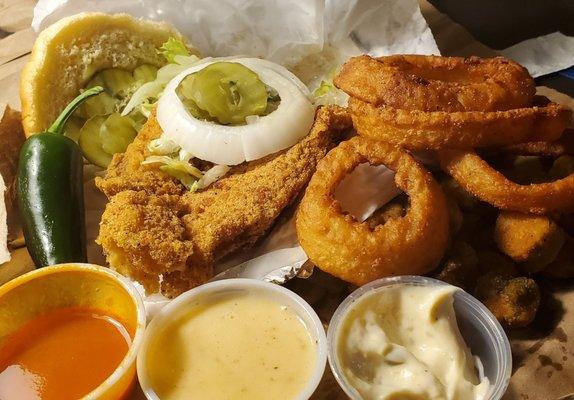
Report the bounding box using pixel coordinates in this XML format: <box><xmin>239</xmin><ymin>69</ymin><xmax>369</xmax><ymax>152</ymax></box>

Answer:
<box><xmin>0</xmin><ymin>263</ymin><xmax>146</xmax><ymax>400</ymax></box>
<box><xmin>327</xmin><ymin>275</ymin><xmax>511</xmax><ymax>400</ymax></box>
<box><xmin>138</xmin><ymin>278</ymin><xmax>327</xmax><ymax>400</ymax></box>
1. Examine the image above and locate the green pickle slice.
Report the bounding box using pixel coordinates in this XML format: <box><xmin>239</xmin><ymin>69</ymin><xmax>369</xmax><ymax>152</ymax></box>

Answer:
<box><xmin>177</xmin><ymin>62</ymin><xmax>269</xmax><ymax>125</ymax></box>
<box><xmin>79</xmin><ymin>116</ymin><xmax>113</xmax><ymax>168</ymax></box>
<box><xmin>75</xmin><ymin>91</ymin><xmax>117</xmax><ymax>119</ymax></box>
<box><xmin>99</xmin><ymin>69</ymin><xmax>136</xmax><ymax>97</ymax></box>
<box><xmin>100</xmin><ymin>113</ymin><xmax>138</xmax><ymax>155</ymax></box>
<box><xmin>73</xmin><ymin>64</ymin><xmax>160</xmax><ymax>166</ymax></box>
<box><xmin>63</xmin><ymin>116</ymin><xmax>84</xmax><ymax>142</ymax></box>
<box><xmin>133</xmin><ymin>64</ymin><xmax>159</xmax><ymax>83</ymax></box>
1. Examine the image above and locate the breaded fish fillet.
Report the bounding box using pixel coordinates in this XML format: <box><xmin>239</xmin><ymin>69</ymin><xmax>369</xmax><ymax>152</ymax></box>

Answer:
<box><xmin>96</xmin><ymin>106</ymin><xmax>351</xmax><ymax>297</ymax></box>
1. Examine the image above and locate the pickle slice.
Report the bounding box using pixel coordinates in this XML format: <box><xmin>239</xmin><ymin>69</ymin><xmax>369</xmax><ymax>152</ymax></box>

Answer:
<box><xmin>177</xmin><ymin>62</ymin><xmax>268</xmax><ymax>125</ymax></box>
<box><xmin>75</xmin><ymin>91</ymin><xmax>117</xmax><ymax>119</ymax></box>
<box><xmin>133</xmin><ymin>64</ymin><xmax>158</xmax><ymax>83</ymax></box>
<box><xmin>63</xmin><ymin>116</ymin><xmax>84</xmax><ymax>142</ymax></box>
<box><xmin>78</xmin><ymin>116</ymin><xmax>113</xmax><ymax>168</ymax></box>
<box><xmin>99</xmin><ymin>113</ymin><xmax>138</xmax><ymax>155</ymax></box>
<box><xmin>99</xmin><ymin>68</ymin><xmax>136</xmax><ymax>98</ymax></box>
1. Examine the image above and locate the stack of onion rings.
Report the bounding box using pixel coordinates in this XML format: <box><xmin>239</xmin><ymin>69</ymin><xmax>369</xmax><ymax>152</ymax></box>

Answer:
<box><xmin>297</xmin><ymin>54</ymin><xmax>573</xmax><ymax>291</ymax></box>
<box><xmin>297</xmin><ymin>54</ymin><xmax>573</xmax><ymax>325</ymax></box>
<box><xmin>336</xmin><ymin>55</ymin><xmax>571</xmax><ymax>151</ymax></box>
<box><xmin>296</xmin><ymin>136</ymin><xmax>450</xmax><ymax>285</ymax></box>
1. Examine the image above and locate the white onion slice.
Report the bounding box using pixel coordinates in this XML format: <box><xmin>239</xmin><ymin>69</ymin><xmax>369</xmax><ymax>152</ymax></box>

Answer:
<box><xmin>157</xmin><ymin>58</ymin><xmax>315</xmax><ymax>165</ymax></box>
<box><xmin>197</xmin><ymin>165</ymin><xmax>231</xmax><ymax>189</ymax></box>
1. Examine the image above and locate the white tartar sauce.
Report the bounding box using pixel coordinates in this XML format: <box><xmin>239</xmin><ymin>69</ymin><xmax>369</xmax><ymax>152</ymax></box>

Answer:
<box><xmin>337</xmin><ymin>285</ymin><xmax>489</xmax><ymax>400</ymax></box>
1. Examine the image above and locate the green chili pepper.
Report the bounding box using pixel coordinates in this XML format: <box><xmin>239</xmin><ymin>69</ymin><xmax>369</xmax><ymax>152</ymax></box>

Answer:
<box><xmin>17</xmin><ymin>87</ymin><xmax>104</xmax><ymax>267</ymax></box>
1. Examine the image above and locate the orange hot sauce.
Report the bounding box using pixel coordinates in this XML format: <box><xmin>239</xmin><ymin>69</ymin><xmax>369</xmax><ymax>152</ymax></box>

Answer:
<box><xmin>0</xmin><ymin>307</ymin><xmax>132</xmax><ymax>400</ymax></box>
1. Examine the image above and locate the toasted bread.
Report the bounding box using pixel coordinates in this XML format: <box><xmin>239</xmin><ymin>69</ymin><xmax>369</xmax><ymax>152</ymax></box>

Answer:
<box><xmin>20</xmin><ymin>12</ymin><xmax>188</xmax><ymax>136</ymax></box>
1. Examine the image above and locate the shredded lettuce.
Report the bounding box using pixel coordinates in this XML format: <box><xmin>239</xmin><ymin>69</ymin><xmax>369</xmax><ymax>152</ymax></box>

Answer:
<box><xmin>160</xmin><ymin>165</ymin><xmax>200</xmax><ymax>190</ymax></box>
<box><xmin>147</xmin><ymin>137</ymin><xmax>180</xmax><ymax>155</ymax></box>
<box><xmin>312</xmin><ymin>78</ymin><xmax>348</xmax><ymax>106</ymax></box>
<box><xmin>122</xmin><ymin>39</ymin><xmax>201</xmax><ymax>116</ymax></box>
<box><xmin>143</xmin><ymin>138</ymin><xmax>229</xmax><ymax>192</ymax></box>
<box><xmin>160</xmin><ymin>37</ymin><xmax>191</xmax><ymax>63</ymax></box>
<box><xmin>197</xmin><ymin>165</ymin><xmax>231</xmax><ymax>189</ymax></box>
<box><xmin>142</xmin><ymin>155</ymin><xmax>204</xmax><ymax>190</ymax></box>
<box><xmin>313</xmin><ymin>80</ymin><xmax>333</xmax><ymax>98</ymax></box>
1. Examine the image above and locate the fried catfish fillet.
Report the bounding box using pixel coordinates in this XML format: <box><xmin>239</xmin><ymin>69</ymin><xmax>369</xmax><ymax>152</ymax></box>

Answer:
<box><xmin>96</xmin><ymin>106</ymin><xmax>351</xmax><ymax>297</ymax></box>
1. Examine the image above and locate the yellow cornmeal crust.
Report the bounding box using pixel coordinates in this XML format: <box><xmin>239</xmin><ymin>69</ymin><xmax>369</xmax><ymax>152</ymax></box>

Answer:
<box><xmin>20</xmin><ymin>12</ymin><xmax>192</xmax><ymax>136</ymax></box>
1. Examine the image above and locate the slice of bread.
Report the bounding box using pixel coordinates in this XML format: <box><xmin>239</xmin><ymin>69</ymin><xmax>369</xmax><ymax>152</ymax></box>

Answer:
<box><xmin>20</xmin><ymin>12</ymin><xmax>189</xmax><ymax>136</ymax></box>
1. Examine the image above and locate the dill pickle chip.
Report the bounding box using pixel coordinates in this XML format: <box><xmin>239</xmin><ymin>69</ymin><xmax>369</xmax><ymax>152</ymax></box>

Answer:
<box><xmin>63</xmin><ymin>116</ymin><xmax>84</xmax><ymax>142</ymax></box>
<box><xmin>99</xmin><ymin>68</ymin><xmax>136</xmax><ymax>97</ymax></box>
<box><xmin>74</xmin><ymin>91</ymin><xmax>117</xmax><ymax>119</ymax></box>
<box><xmin>84</xmin><ymin>73</ymin><xmax>107</xmax><ymax>90</ymax></box>
<box><xmin>99</xmin><ymin>113</ymin><xmax>138</xmax><ymax>155</ymax></box>
<box><xmin>177</xmin><ymin>62</ymin><xmax>268</xmax><ymax>125</ymax></box>
<box><xmin>133</xmin><ymin>64</ymin><xmax>159</xmax><ymax>83</ymax></box>
<box><xmin>78</xmin><ymin>116</ymin><xmax>113</xmax><ymax>168</ymax></box>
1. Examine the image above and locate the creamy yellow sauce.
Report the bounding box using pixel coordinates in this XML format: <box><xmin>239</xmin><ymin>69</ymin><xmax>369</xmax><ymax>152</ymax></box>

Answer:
<box><xmin>147</xmin><ymin>292</ymin><xmax>317</xmax><ymax>400</ymax></box>
<box><xmin>338</xmin><ymin>285</ymin><xmax>489</xmax><ymax>400</ymax></box>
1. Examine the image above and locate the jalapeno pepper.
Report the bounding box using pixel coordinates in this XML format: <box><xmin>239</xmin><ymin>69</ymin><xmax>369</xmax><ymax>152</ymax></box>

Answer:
<box><xmin>17</xmin><ymin>87</ymin><xmax>104</xmax><ymax>267</ymax></box>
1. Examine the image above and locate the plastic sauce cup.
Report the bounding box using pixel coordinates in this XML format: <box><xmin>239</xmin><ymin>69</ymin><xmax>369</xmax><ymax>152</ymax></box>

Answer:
<box><xmin>327</xmin><ymin>275</ymin><xmax>512</xmax><ymax>400</ymax></box>
<box><xmin>138</xmin><ymin>278</ymin><xmax>328</xmax><ymax>400</ymax></box>
<box><xmin>0</xmin><ymin>263</ymin><xmax>146</xmax><ymax>399</ymax></box>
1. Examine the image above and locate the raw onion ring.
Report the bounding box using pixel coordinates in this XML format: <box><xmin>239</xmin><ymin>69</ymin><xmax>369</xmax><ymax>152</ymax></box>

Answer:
<box><xmin>334</xmin><ymin>55</ymin><xmax>535</xmax><ymax>112</ymax></box>
<box><xmin>296</xmin><ymin>136</ymin><xmax>450</xmax><ymax>285</ymax></box>
<box><xmin>349</xmin><ymin>96</ymin><xmax>571</xmax><ymax>151</ymax></box>
<box><xmin>439</xmin><ymin>148</ymin><xmax>574</xmax><ymax>214</ymax></box>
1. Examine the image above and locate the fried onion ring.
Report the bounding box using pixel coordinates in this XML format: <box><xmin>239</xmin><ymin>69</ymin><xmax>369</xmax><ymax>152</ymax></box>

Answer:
<box><xmin>485</xmin><ymin>128</ymin><xmax>574</xmax><ymax>157</ymax></box>
<box><xmin>349</xmin><ymin>96</ymin><xmax>571</xmax><ymax>151</ymax></box>
<box><xmin>296</xmin><ymin>136</ymin><xmax>450</xmax><ymax>285</ymax></box>
<box><xmin>334</xmin><ymin>55</ymin><xmax>535</xmax><ymax>112</ymax></box>
<box><xmin>439</xmin><ymin>148</ymin><xmax>574</xmax><ymax>214</ymax></box>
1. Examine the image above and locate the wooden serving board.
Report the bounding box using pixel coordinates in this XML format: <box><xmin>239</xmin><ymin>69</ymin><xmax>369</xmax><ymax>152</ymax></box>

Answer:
<box><xmin>1</xmin><ymin>2</ymin><xmax>574</xmax><ymax>399</ymax></box>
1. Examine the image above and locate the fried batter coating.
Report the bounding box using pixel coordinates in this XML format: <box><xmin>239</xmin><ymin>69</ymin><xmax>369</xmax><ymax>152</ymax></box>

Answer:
<box><xmin>97</xmin><ymin>106</ymin><xmax>352</xmax><ymax>297</ymax></box>
<box><xmin>490</xmin><ymin>128</ymin><xmax>574</xmax><ymax>158</ymax></box>
<box><xmin>334</xmin><ymin>55</ymin><xmax>534</xmax><ymax>112</ymax></box>
<box><xmin>296</xmin><ymin>136</ymin><xmax>450</xmax><ymax>286</ymax></box>
<box><xmin>494</xmin><ymin>211</ymin><xmax>565</xmax><ymax>273</ymax></box>
<box><xmin>350</xmin><ymin>96</ymin><xmax>570</xmax><ymax>151</ymax></box>
<box><xmin>435</xmin><ymin>240</ymin><xmax>479</xmax><ymax>290</ymax></box>
<box><xmin>97</xmin><ymin>191</ymin><xmax>196</xmax><ymax>292</ymax></box>
<box><xmin>96</xmin><ymin>115</ymin><xmax>186</xmax><ymax>197</ymax></box>
<box><xmin>439</xmin><ymin>148</ymin><xmax>574</xmax><ymax>215</ymax></box>
<box><xmin>475</xmin><ymin>275</ymin><xmax>540</xmax><ymax>328</ymax></box>
<box><xmin>440</xmin><ymin>177</ymin><xmax>480</xmax><ymax>211</ymax></box>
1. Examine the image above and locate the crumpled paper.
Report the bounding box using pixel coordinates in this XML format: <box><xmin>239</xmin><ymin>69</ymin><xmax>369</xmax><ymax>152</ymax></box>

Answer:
<box><xmin>32</xmin><ymin>0</ymin><xmax>438</xmax><ymax>297</ymax></box>
<box><xmin>33</xmin><ymin>0</ymin><xmax>440</xmax><ymax>68</ymax></box>
<box><xmin>501</xmin><ymin>32</ymin><xmax>574</xmax><ymax>78</ymax></box>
